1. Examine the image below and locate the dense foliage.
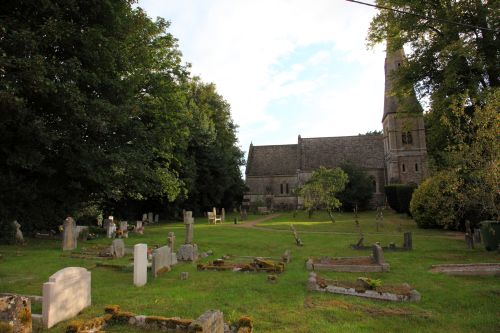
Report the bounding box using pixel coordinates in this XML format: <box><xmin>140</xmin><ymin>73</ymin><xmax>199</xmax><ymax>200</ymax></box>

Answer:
<box><xmin>0</xmin><ymin>0</ymin><xmax>245</xmax><ymax>233</ymax></box>
<box><xmin>298</xmin><ymin>167</ymin><xmax>348</xmax><ymax>222</ymax></box>
<box><xmin>385</xmin><ymin>184</ymin><xmax>416</xmax><ymax>215</ymax></box>
<box><xmin>369</xmin><ymin>1</ymin><xmax>499</xmax><ymax>229</ymax></box>
<box><xmin>337</xmin><ymin>162</ymin><xmax>375</xmax><ymax>211</ymax></box>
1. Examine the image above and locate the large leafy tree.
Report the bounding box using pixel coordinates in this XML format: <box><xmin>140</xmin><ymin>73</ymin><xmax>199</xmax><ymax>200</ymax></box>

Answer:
<box><xmin>337</xmin><ymin>162</ymin><xmax>375</xmax><ymax>211</ymax></box>
<box><xmin>0</xmin><ymin>0</ymin><xmax>190</xmax><ymax>231</ymax></box>
<box><xmin>299</xmin><ymin>167</ymin><xmax>348</xmax><ymax>222</ymax></box>
<box><xmin>368</xmin><ymin>1</ymin><xmax>499</xmax><ymax>228</ymax></box>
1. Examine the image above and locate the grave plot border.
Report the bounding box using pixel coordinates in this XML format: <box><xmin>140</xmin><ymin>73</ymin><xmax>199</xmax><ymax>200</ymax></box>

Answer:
<box><xmin>307</xmin><ymin>272</ymin><xmax>421</xmax><ymax>302</ymax></box>
<box><xmin>429</xmin><ymin>263</ymin><xmax>500</xmax><ymax>276</ymax></box>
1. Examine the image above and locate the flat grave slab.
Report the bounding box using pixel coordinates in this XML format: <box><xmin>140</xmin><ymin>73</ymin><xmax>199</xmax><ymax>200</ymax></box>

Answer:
<box><xmin>429</xmin><ymin>263</ymin><xmax>500</xmax><ymax>276</ymax></box>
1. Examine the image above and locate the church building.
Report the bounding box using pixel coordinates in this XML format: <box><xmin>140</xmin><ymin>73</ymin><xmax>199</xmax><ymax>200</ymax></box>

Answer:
<box><xmin>243</xmin><ymin>46</ymin><xmax>428</xmax><ymax>210</ymax></box>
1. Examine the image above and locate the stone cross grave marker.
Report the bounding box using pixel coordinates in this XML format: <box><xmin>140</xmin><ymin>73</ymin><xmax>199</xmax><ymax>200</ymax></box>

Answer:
<box><xmin>290</xmin><ymin>224</ymin><xmax>303</xmax><ymax>246</ymax></box>
<box><xmin>167</xmin><ymin>232</ymin><xmax>176</xmax><ymax>250</ymax></box>
<box><xmin>133</xmin><ymin>244</ymin><xmax>147</xmax><ymax>287</ymax></box>
<box><xmin>184</xmin><ymin>211</ymin><xmax>194</xmax><ymax>244</ymax></box>
<box><xmin>62</xmin><ymin>217</ymin><xmax>77</xmax><ymax>251</ymax></box>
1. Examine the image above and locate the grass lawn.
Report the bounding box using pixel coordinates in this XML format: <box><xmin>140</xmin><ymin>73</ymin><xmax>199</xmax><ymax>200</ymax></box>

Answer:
<box><xmin>0</xmin><ymin>210</ymin><xmax>499</xmax><ymax>332</ymax></box>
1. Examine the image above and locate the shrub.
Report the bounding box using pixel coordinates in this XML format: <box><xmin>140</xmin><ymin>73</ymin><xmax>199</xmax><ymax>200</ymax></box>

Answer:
<box><xmin>338</xmin><ymin>162</ymin><xmax>375</xmax><ymax>211</ymax></box>
<box><xmin>385</xmin><ymin>184</ymin><xmax>416</xmax><ymax>214</ymax></box>
<box><xmin>0</xmin><ymin>220</ymin><xmax>17</xmax><ymax>245</ymax></box>
<box><xmin>410</xmin><ymin>171</ymin><xmax>464</xmax><ymax>229</ymax></box>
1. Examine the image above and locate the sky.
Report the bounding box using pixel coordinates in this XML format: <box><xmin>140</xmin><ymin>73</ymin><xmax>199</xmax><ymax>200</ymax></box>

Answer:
<box><xmin>137</xmin><ymin>0</ymin><xmax>386</xmax><ymax>160</ymax></box>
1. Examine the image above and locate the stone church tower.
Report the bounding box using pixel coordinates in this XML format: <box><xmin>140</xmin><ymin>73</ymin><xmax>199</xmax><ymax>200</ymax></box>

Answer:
<box><xmin>382</xmin><ymin>45</ymin><xmax>428</xmax><ymax>184</ymax></box>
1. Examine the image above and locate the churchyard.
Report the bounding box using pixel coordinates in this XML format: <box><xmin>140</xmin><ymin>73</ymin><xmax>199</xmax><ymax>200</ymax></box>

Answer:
<box><xmin>1</xmin><ymin>210</ymin><xmax>499</xmax><ymax>333</ymax></box>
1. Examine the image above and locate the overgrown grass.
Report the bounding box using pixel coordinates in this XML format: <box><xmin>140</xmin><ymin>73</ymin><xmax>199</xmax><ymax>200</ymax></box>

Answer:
<box><xmin>0</xmin><ymin>211</ymin><xmax>498</xmax><ymax>332</ymax></box>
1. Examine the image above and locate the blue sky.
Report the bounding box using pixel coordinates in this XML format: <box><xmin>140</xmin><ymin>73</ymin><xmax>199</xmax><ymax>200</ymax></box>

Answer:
<box><xmin>137</xmin><ymin>0</ymin><xmax>385</xmax><ymax>156</ymax></box>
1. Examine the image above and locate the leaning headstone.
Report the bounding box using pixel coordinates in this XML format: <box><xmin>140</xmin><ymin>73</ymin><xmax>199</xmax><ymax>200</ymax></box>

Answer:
<box><xmin>372</xmin><ymin>244</ymin><xmax>386</xmax><ymax>265</ymax></box>
<box><xmin>403</xmin><ymin>232</ymin><xmax>413</xmax><ymax>250</ymax></box>
<box><xmin>111</xmin><ymin>239</ymin><xmax>125</xmax><ymax>258</ymax></box>
<box><xmin>133</xmin><ymin>244</ymin><xmax>147</xmax><ymax>287</ymax></box>
<box><xmin>151</xmin><ymin>246</ymin><xmax>172</xmax><ymax>278</ymax></box>
<box><xmin>188</xmin><ymin>309</ymin><xmax>224</xmax><ymax>333</ymax></box>
<box><xmin>62</xmin><ymin>217</ymin><xmax>77</xmax><ymax>251</ymax></box>
<box><xmin>154</xmin><ymin>214</ymin><xmax>159</xmax><ymax>223</ymax></box>
<box><xmin>13</xmin><ymin>220</ymin><xmax>24</xmax><ymax>243</ymax></box>
<box><xmin>0</xmin><ymin>295</ymin><xmax>32</xmax><ymax>333</ymax></box>
<box><xmin>42</xmin><ymin>267</ymin><xmax>91</xmax><ymax>329</ymax></box>
<box><xmin>221</xmin><ymin>208</ymin><xmax>225</xmax><ymax>223</ymax></box>
<box><xmin>148</xmin><ymin>212</ymin><xmax>154</xmax><ymax>224</ymax></box>
<box><xmin>290</xmin><ymin>224</ymin><xmax>303</xmax><ymax>246</ymax></box>
<box><xmin>167</xmin><ymin>232</ymin><xmax>176</xmax><ymax>250</ymax></box>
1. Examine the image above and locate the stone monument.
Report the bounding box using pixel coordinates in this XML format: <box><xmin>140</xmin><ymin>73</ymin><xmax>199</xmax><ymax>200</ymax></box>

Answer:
<box><xmin>177</xmin><ymin>211</ymin><xmax>198</xmax><ymax>261</ymax></box>
<box><xmin>62</xmin><ymin>217</ymin><xmax>77</xmax><ymax>251</ymax></box>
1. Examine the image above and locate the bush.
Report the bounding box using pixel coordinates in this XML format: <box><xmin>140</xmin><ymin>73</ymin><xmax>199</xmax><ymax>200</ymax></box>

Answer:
<box><xmin>384</xmin><ymin>184</ymin><xmax>416</xmax><ymax>214</ymax></box>
<box><xmin>410</xmin><ymin>171</ymin><xmax>464</xmax><ymax>229</ymax></box>
<box><xmin>0</xmin><ymin>220</ymin><xmax>16</xmax><ymax>244</ymax></box>
<box><xmin>338</xmin><ymin>162</ymin><xmax>375</xmax><ymax>211</ymax></box>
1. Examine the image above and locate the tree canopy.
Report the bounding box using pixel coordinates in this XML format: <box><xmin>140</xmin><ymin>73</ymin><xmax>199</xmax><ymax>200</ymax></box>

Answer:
<box><xmin>0</xmin><ymin>0</ymin><xmax>245</xmax><ymax>233</ymax></box>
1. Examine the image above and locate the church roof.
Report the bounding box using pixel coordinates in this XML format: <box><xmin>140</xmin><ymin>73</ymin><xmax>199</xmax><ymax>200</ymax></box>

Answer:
<box><xmin>246</xmin><ymin>144</ymin><xmax>298</xmax><ymax>176</ymax></box>
<box><xmin>301</xmin><ymin>135</ymin><xmax>384</xmax><ymax>171</ymax></box>
<box><xmin>246</xmin><ymin>135</ymin><xmax>384</xmax><ymax>177</ymax></box>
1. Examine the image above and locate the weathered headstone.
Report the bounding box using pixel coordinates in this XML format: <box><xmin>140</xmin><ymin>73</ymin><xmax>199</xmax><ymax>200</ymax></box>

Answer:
<box><xmin>372</xmin><ymin>244</ymin><xmax>386</xmax><ymax>265</ymax></box>
<box><xmin>403</xmin><ymin>232</ymin><xmax>413</xmax><ymax>250</ymax></box>
<box><xmin>154</xmin><ymin>214</ymin><xmax>159</xmax><ymax>223</ymax></box>
<box><xmin>133</xmin><ymin>244</ymin><xmax>147</xmax><ymax>287</ymax></box>
<box><xmin>106</xmin><ymin>222</ymin><xmax>116</xmax><ymax>239</ymax></box>
<box><xmin>142</xmin><ymin>213</ymin><xmax>147</xmax><ymax>222</ymax></box>
<box><xmin>473</xmin><ymin>229</ymin><xmax>482</xmax><ymax>244</ymax></box>
<box><xmin>0</xmin><ymin>295</ymin><xmax>32</xmax><ymax>333</ymax></box>
<box><xmin>221</xmin><ymin>208</ymin><xmax>225</xmax><ymax>223</ymax></box>
<box><xmin>187</xmin><ymin>309</ymin><xmax>224</xmax><ymax>333</ymax></box>
<box><xmin>62</xmin><ymin>217</ymin><xmax>77</xmax><ymax>251</ymax></box>
<box><xmin>42</xmin><ymin>267</ymin><xmax>91</xmax><ymax>329</ymax></box>
<box><xmin>148</xmin><ymin>212</ymin><xmax>154</xmax><ymax>224</ymax></box>
<box><xmin>151</xmin><ymin>246</ymin><xmax>172</xmax><ymax>278</ymax></box>
<box><xmin>167</xmin><ymin>232</ymin><xmax>176</xmax><ymax>250</ymax></box>
<box><xmin>111</xmin><ymin>239</ymin><xmax>125</xmax><ymax>258</ymax></box>
<box><xmin>177</xmin><ymin>243</ymin><xmax>198</xmax><ymax>261</ymax></box>
<box><xmin>282</xmin><ymin>250</ymin><xmax>291</xmax><ymax>263</ymax></box>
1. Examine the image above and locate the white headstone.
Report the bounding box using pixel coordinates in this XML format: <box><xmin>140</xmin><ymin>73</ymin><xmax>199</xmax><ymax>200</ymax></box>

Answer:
<box><xmin>148</xmin><ymin>212</ymin><xmax>153</xmax><ymax>224</ymax></box>
<box><xmin>133</xmin><ymin>244</ymin><xmax>147</xmax><ymax>287</ymax></box>
<box><xmin>106</xmin><ymin>222</ymin><xmax>116</xmax><ymax>239</ymax></box>
<box><xmin>42</xmin><ymin>267</ymin><xmax>91</xmax><ymax>329</ymax></box>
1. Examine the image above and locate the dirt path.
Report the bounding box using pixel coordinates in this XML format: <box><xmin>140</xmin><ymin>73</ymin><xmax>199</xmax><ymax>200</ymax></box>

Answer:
<box><xmin>233</xmin><ymin>213</ymin><xmax>281</xmax><ymax>228</ymax></box>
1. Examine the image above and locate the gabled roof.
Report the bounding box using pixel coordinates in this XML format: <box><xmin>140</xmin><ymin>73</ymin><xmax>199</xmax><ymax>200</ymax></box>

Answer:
<box><xmin>301</xmin><ymin>135</ymin><xmax>384</xmax><ymax>171</ymax></box>
<box><xmin>246</xmin><ymin>144</ymin><xmax>297</xmax><ymax>176</ymax></box>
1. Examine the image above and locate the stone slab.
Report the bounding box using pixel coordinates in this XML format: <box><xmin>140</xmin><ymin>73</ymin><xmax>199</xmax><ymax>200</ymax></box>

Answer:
<box><xmin>42</xmin><ymin>267</ymin><xmax>91</xmax><ymax>328</ymax></box>
<box><xmin>429</xmin><ymin>263</ymin><xmax>500</xmax><ymax>276</ymax></box>
<box><xmin>188</xmin><ymin>309</ymin><xmax>224</xmax><ymax>333</ymax></box>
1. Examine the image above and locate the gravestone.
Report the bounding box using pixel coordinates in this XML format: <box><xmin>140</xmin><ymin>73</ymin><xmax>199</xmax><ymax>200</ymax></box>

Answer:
<box><xmin>76</xmin><ymin>226</ymin><xmax>89</xmax><ymax>241</ymax></box>
<box><xmin>0</xmin><ymin>295</ymin><xmax>31</xmax><ymax>333</ymax></box>
<box><xmin>240</xmin><ymin>209</ymin><xmax>247</xmax><ymax>221</ymax></box>
<box><xmin>177</xmin><ymin>211</ymin><xmax>198</xmax><ymax>261</ymax></box>
<box><xmin>221</xmin><ymin>208</ymin><xmax>225</xmax><ymax>223</ymax></box>
<box><xmin>42</xmin><ymin>267</ymin><xmax>91</xmax><ymax>329</ymax></box>
<box><xmin>142</xmin><ymin>213</ymin><xmax>147</xmax><ymax>222</ymax></box>
<box><xmin>473</xmin><ymin>229</ymin><xmax>482</xmax><ymax>244</ymax></box>
<box><xmin>282</xmin><ymin>250</ymin><xmax>291</xmax><ymax>263</ymax></box>
<box><xmin>372</xmin><ymin>244</ymin><xmax>386</xmax><ymax>265</ymax></box>
<box><xmin>167</xmin><ymin>232</ymin><xmax>176</xmax><ymax>250</ymax></box>
<box><xmin>290</xmin><ymin>224</ymin><xmax>303</xmax><ymax>246</ymax></box>
<box><xmin>403</xmin><ymin>232</ymin><xmax>413</xmax><ymax>250</ymax></box>
<box><xmin>148</xmin><ymin>212</ymin><xmax>154</xmax><ymax>224</ymax></box>
<box><xmin>133</xmin><ymin>244</ymin><xmax>147</xmax><ymax>287</ymax></box>
<box><xmin>111</xmin><ymin>239</ymin><xmax>125</xmax><ymax>258</ymax></box>
<box><xmin>119</xmin><ymin>221</ymin><xmax>128</xmax><ymax>232</ymax></box>
<box><xmin>151</xmin><ymin>246</ymin><xmax>172</xmax><ymax>278</ymax></box>
<box><xmin>188</xmin><ymin>309</ymin><xmax>224</xmax><ymax>333</ymax></box>
<box><xmin>180</xmin><ymin>272</ymin><xmax>189</xmax><ymax>280</ymax></box>
<box><xmin>106</xmin><ymin>222</ymin><xmax>116</xmax><ymax>239</ymax></box>
<box><xmin>154</xmin><ymin>214</ymin><xmax>159</xmax><ymax>223</ymax></box>
<box><xmin>62</xmin><ymin>217</ymin><xmax>77</xmax><ymax>251</ymax></box>
<box><xmin>103</xmin><ymin>218</ymin><xmax>111</xmax><ymax>230</ymax></box>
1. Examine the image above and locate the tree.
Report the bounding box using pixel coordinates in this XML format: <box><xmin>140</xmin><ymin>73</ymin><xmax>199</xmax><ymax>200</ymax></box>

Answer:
<box><xmin>298</xmin><ymin>167</ymin><xmax>348</xmax><ymax>222</ymax></box>
<box><xmin>368</xmin><ymin>1</ymin><xmax>499</xmax><ymax>229</ymax></box>
<box><xmin>0</xmin><ymin>0</ymin><xmax>190</xmax><ymax>231</ymax></box>
<box><xmin>337</xmin><ymin>162</ymin><xmax>375</xmax><ymax>211</ymax></box>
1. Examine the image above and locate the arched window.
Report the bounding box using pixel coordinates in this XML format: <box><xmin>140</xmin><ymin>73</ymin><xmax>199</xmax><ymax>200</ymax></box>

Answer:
<box><xmin>415</xmin><ymin>163</ymin><xmax>419</xmax><ymax>172</ymax></box>
<box><xmin>402</xmin><ymin>131</ymin><xmax>413</xmax><ymax>144</ymax></box>
<box><xmin>402</xmin><ymin>163</ymin><xmax>406</xmax><ymax>172</ymax></box>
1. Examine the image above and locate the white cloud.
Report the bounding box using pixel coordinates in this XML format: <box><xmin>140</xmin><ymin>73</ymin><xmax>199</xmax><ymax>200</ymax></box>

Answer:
<box><xmin>137</xmin><ymin>0</ymin><xmax>386</xmax><ymax>153</ymax></box>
